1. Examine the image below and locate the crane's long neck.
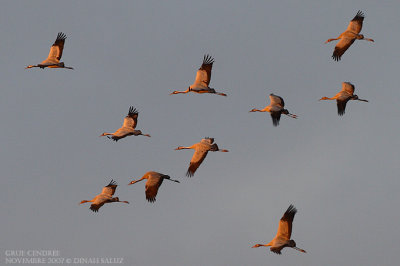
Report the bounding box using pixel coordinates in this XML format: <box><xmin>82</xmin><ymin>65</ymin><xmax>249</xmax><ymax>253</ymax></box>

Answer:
<box><xmin>100</xmin><ymin>132</ymin><xmax>113</xmax><ymax>137</ymax></box>
<box><xmin>319</xmin><ymin>96</ymin><xmax>336</xmax><ymax>101</ymax></box>
<box><xmin>79</xmin><ymin>200</ymin><xmax>93</xmax><ymax>205</ymax></box>
<box><xmin>252</xmin><ymin>242</ymin><xmax>272</xmax><ymax>248</ymax></box>
<box><xmin>128</xmin><ymin>176</ymin><xmax>146</xmax><ymax>185</ymax></box>
<box><xmin>325</xmin><ymin>37</ymin><xmax>340</xmax><ymax>43</ymax></box>
<box><xmin>175</xmin><ymin>146</ymin><xmax>194</xmax><ymax>150</ymax></box>
<box><xmin>250</xmin><ymin>107</ymin><xmax>269</xmax><ymax>112</ymax></box>
<box><xmin>170</xmin><ymin>88</ymin><xmax>190</xmax><ymax>95</ymax></box>
<box><xmin>25</xmin><ymin>65</ymin><xmax>40</xmax><ymax>69</ymax></box>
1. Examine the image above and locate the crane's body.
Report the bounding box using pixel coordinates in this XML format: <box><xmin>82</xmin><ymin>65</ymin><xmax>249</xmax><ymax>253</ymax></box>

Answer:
<box><xmin>26</xmin><ymin>32</ymin><xmax>74</xmax><ymax>69</ymax></box>
<box><xmin>80</xmin><ymin>180</ymin><xmax>129</xmax><ymax>212</ymax></box>
<box><xmin>319</xmin><ymin>82</ymin><xmax>368</xmax><ymax>116</ymax></box>
<box><xmin>325</xmin><ymin>11</ymin><xmax>374</xmax><ymax>61</ymax></box>
<box><xmin>252</xmin><ymin>205</ymin><xmax>306</xmax><ymax>254</ymax></box>
<box><xmin>250</xmin><ymin>93</ymin><xmax>297</xmax><ymax>126</ymax></box>
<box><xmin>128</xmin><ymin>171</ymin><xmax>179</xmax><ymax>202</ymax></box>
<box><xmin>175</xmin><ymin>137</ymin><xmax>228</xmax><ymax>177</ymax></box>
<box><xmin>170</xmin><ymin>55</ymin><xmax>227</xmax><ymax>96</ymax></box>
<box><xmin>100</xmin><ymin>106</ymin><xmax>150</xmax><ymax>141</ymax></box>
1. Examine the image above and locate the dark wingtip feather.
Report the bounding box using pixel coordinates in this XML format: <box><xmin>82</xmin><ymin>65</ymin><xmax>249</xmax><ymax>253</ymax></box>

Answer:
<box><xmin>353</xmin><ymin>10</ymin><xmax>365</xmax><ymax>20</ymax></box>
<box><xmin>332</xmin><ymin>54</ymin><xmax>341</xmax><ymax>61</ymax></box>
<box><xmin>146</xmin><ymin>197</ymin><xmax>156</xmax><ymax>203</ymax></box>
<box><xmin>56</xmin><ymin>32</ymin><xmax>67</xmax><ymax>41</ymax></box>
<box><xmin>127</xmin><ymin>106</ymin><xmax>139</xmax><ymax>117</ymax></box>
<box><xmin>286</xmin><ymin>204</ymin><xmax>297</xmax><ymax>215</ymax></box>
<box><xmin>271</xmin><ymin>113</ymin><xmax>280</xmax><ymax>127</ymax></box>
<box><xmin>107</xmin><ymin>179</ymin><xmax>117</xmax><ymax>186</ymax></box>
<box><xmin>186</xmin><ymin>169</ymin><xmax>194</xmax><ymax>177</ymax></box>
<box><xmin>202</xmin><ymin>54</ymin><xmax>215</xmax><ymax>65</ymax></box>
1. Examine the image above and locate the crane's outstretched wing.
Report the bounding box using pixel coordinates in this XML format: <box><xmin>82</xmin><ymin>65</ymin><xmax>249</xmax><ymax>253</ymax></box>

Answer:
<box><xmin>201</xmin><ymin>137</ymin><xmax>214</xmax><ymax>145</ymax></box>
<box><xmin>122</xmin><ymin>106</ymin><xmax>138</xmax><ymax>129</ymax></box>
<box><xmin>341</xmin><ymin>82</ymin><xmax>355</xmax><ymax>95</ymax></box>
<box><xmin>192</xmin><ymin>55</ymin><xmax>214</xmax><ymax>88</ymax></box>
<box><xmin>332</xmin><ymin>37</ymin><xmax>355</xmax><ymax>61</ymax></box>
<box><xmin>275</xmin><ymin>205</ymin><xmax>297</xmax><ymax>241</ymax></box>
<box><xmin>337</xmin><ymin>99</ymin><xmax>348</xmax><ymax>116</ymax></box>
<box><xmin>145</xmin><ymin>175</ymin><xmax>164</xmax><ymax>202</ymax></box>
<box><xmin>269</xmin><ymin>94</ymin><xmax>285</xmax><ymax>107</ymax></box>
<box><xmin>270</xmin><ymin>112</ymin><xmax>282</xmax><ymax>127</ymax></box>
<box><xmin>346</xmin><ymin>10</ymin><xmax>364</xmax><ymax>34</ymax></box>
<box><xmin>47</xmin><ymin>32</ymin><xmax>66</xmax><ymax>62</ymax></box>
<box><xmin>101</xmin><ymin>180</ymin><xmax>117</xmax><ymax>196</ymax></box>
<box><xmin>90</xmin><ymin>202</ymin><xmax>104</xmax><ymax>212</ymax></box>
<box><xmin>187</xmin><ymin>149</ymin><xmax>208</xmax><ymax>177</ymax></box>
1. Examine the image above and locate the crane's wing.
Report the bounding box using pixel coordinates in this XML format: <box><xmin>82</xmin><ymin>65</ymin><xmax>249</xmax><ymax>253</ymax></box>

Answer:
<box><xmin>201</xmin><ymin>137</ymin><xmax>214</xmax><ymax>144</ymax></box>
<box><xmin>192</xmin><ymin>55</ymin><xmax>214</xmax><ymax>87</ymax></box>
<box><xmin>275</xmin><ymin>205</ymin><xmax>297</xmax><ymax>241</ymax></box>
<box><xmin>122</xmin><ymin>106</ymin><xmax>138</xmax><ymax>129</ymax></box>
<box><xmin>47</xmin><ymin>32</ymin><xmax>66</xmax><ymax>62</ymax></box>
<box><xmin>270</xmin><ymin>112</ymin><xmax>282</xmax><ymax>127</ymax></box>
<box><xmin>101</xmin><ymin>180</ymin><xmax>117</xmax><ymax>196</ymax></box>
<box><xmin>89</xmin><ymin>195</ymin><xmax>107</xmax><ymax>212</ymax></box>
<box><xmin>346</xmin><ymin>10</ymin><xmax>364</xmax><ymax>34</ymax></box>
<box><xmin>337</xmin><ymin>99</ymin><xmax>348</xmax><ymax>116</ymax></box>
<box><xmin>269</xmin><ymin>94</ymin><xmax>285</xmax><ymax>107</ymax></box>
<box><xmin>145</xmin><ymin>174</ymin><xmax>165</xmax><ymax>202</ymax></box>
<box><xmin>89</xmin><ymin>203</ymin><xmax>104</xmax><ymax>212</ymax></box>
<box><xmin>187</xmin><ymin>148</ymin><xmax>208</xmax><ymax>177</ymax></box>
<box><xmin>332</xmin><ymin>37</ymin><xmax>355</xmax><ymax>61</ymax></box>
<box><xmin>341</xmin><ymin>82</ymin><xmax>355</xmax><ymax>95</ymax></box>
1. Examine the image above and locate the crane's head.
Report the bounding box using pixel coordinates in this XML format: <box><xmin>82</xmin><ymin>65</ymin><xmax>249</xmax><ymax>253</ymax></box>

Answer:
<box><xmin>251</xmin><ymin>244</ymin><xmax>263</xmax><ymax>248</ymax></box>
<box><xmin>25</xmin><ymin>65</ymin><xmax>35</xmax><ymax>69</ymax></box>
<box><xmin>249</xmin><ymin>108</ymin><xmax>259</xmax><ymax>112</ymax></box>
<box><xmin>128</xmin><ymin>180</ymin><xmax>137</xmax><ymax>185</ymax></box>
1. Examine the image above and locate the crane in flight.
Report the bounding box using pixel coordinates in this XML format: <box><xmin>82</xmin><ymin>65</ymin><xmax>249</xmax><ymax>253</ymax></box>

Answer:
<box><xmin>128</xmin><ymin>171</ymin><xmax>179</xmax><ymax>202</ymax></box>
<box><xmin>100</xmin><ymin>106</ymin><xmax>151</xmax><ymax>141</ymax></box>
<box><xmin>325</xmin><ymin>11</ymin><xmax>374</xmax><ymax>61</ymax></box>
<box><xmin>175</xmin><ymin>137</ymin><xmax>228</xmax><ymax>177</ymax></box>
<box><xmin>26</xmin><ymin>32</ymin><xmax>74</xmax><ymax>69</ymax></box>
<box><xmin>319</xmin><ymin>82</ymin><xmax>368</xmax><ymax>116</ymax></box>
<box><xmin>79</xmin><ymin>180</ymin><xmax>129</xmax><ymax>212</ymax></box>
<box><xmin>250</xmin><ymin>93</ymin><xmax>297</xmax><ymax>126</ymax></box>
<box><xmin>170</xmin><ymin>54</ymin><xmax>227</xmax><ymax>96</ymax></box>
<box><xmin>252</xmin><ymin>205</ymin><xmax>306</xmax><ymax>254</ymax></box>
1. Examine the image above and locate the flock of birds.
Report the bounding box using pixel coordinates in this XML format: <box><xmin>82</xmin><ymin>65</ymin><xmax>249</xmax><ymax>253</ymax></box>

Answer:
<box><xmin>25</xmin><ymin>10</ymin><xmax>374</xmax><ymax>255</ymax></box>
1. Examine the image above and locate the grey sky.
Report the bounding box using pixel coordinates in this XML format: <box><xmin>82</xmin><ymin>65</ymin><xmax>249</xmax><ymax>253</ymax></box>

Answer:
<box><xmin>1</xmin><ymin>1</ymin><xmax>400</xmax><ymax>265</ymax></box>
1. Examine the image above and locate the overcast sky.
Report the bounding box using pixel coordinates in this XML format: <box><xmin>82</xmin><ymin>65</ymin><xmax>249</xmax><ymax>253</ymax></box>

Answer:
<box><xmin>1</xmin><ymin>1</ymin><xmax>400</xmax><ymax>265</ymax></box>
